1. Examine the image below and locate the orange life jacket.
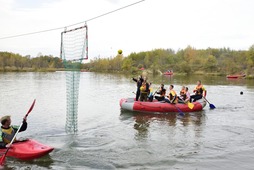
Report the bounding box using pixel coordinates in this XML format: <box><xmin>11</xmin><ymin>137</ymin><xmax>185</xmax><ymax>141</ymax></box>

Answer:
<box><xmin>180</xmin><ymin>89</ymin><xmax>187</xmax><ymax>100</ymax></box>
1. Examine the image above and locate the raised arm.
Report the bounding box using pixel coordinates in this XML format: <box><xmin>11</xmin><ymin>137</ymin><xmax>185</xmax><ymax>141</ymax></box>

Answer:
<box><xmin>132</xmin><ymin>78</ymin><xmax>138</xmax><ymax>82</ymax></box>
<box><xmin>12</xmin><ymin>120</ymin><xmax>28</xmax><ymax>133</ymax></box>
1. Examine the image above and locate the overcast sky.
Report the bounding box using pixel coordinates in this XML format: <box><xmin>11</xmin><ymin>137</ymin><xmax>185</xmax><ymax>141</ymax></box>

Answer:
<box><xmin>0</xmin><ymin>0</ymin><xmax>254</xmax><ymax>59</ymax></box>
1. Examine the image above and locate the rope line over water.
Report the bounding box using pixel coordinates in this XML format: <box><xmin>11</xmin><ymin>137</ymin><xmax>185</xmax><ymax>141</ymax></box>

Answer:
<box><xmin>0</xmin><ymin>0</ymin><xmax>145</xmax><ymax>40</ymax></box>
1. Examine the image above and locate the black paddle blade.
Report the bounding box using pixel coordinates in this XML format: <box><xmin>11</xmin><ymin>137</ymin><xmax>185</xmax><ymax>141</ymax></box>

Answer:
<box><xmin>209</xmin><ymin>103</ymin><xmax>216</xmax><ymax>109</ymax></box>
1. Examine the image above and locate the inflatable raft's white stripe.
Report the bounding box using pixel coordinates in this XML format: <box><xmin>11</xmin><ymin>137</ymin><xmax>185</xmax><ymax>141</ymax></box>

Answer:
<box><xmin>121</xmin><ymin>100</ymin><xmax>134</xmax><ymax>111</ymax></box>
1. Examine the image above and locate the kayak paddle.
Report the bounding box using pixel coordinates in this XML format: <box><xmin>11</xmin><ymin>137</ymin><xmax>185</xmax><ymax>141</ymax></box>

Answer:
<box><xmin>0</xmin><ymin>99</ymin><xmax>36</xmax><ymax>166</ymax></box>
<box><xmin>203</xmin><ymin>97</ymin><xmax>215</xmax><ymax>109</ymax></box>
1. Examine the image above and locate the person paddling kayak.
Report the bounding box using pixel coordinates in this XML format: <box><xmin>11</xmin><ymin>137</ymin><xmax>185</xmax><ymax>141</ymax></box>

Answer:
<box><xmin>0</xmin><ymin>115</ymin><xmax>27</xmax><ymax>148</ymax></box>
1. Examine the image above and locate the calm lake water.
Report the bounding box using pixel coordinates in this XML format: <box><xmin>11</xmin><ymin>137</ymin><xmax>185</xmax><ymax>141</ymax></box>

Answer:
<box><xmin>0</xmin><ymin>72</ymin><xmax>254</xmax><ymax>170</ymax></box>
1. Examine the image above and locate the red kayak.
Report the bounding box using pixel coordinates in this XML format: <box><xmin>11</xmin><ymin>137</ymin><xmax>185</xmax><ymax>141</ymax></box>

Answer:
<box><xmin>120</xmin><ymin>98</ymin><xmax>206</xmax><ymax>113</ymax></box>
<box><xmin>226</xmin><ymin>74</ymin><xmax>246</xmax><ymax>79</ymax></box>
<box><xmin>0</xmin><ymin>139</ymin><xmax>54</xmax><ymax>160</ymax></box>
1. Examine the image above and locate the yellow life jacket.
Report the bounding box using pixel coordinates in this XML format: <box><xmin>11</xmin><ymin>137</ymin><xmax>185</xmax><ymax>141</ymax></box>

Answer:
<box><xmin>1</xmin><ymin>126</ymin><xmax>17</xmax><ymax>144</ymax></box>
<box><xmin>140</xmin><ymin>83</ymin><xmax>147</xmax><ymax>93</ymax></box>
<box><xmin>169</xmin><ymin>89</ymin><xmax>178</xmax><ymax>103</ymax></box>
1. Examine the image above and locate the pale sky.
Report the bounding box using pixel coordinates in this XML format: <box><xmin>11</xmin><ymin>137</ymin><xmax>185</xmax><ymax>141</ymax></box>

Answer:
<box><xmin>0</xmin><ymin>0</ymin><xmax>254</xmax><ymax>60</ymax></box>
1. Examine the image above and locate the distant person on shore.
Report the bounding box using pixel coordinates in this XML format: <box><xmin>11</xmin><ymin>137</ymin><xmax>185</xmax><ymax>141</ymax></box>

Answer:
<box><xmin>190</xmin><ymin>80</ymin><xmax>206</xmax><ymax>102</ymax></box>
<box><xmin>132</xmin><ymin>75</ymin><xmax>144</xmax><ymax>101</ymax></box>
<box><xmin>165</xmin><ymin>85</ymin><xmax>178</xmax><ymax>104</ymax></box>
<box><xmin>155</xmin><ymin>84</ymin><xmax>166</xmax><ymax>101</ymax></box>
<box><xmin>178</xmin><ymin>86</ymin><xmax>186</xmax><ymax>103</ymax></box>
<box><xmin>0</xmin><ymin>115</ymin><xmax>27</xmax><ymax>148</ymax></box>
<box><xmin>140</xmin><ymin>78</ymin><xmax>149</xmax><ymax>102</ymax></box>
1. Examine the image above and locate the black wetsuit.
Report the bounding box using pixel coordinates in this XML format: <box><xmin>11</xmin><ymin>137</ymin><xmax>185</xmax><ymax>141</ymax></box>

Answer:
<box><xmin>133</xmin><ymin>77</ymin><xmax>144</xmax><ymax>101</ymax></box>
<box><xmin>155</xmin><ymin>88</ymin><xmax>166</xmax><ymax>101</ymax></box>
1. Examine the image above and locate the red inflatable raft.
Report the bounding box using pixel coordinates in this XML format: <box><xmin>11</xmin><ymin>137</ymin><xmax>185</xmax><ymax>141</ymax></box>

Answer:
<box><xmin>120</xmin><ymin>98</ymin><xmax>206</xmax><ymax>113</ymax></box>
<box><xmin>163</xmin><ymin>71</ymin><xmax>173</xmax><ymax>75</ymax></box>
<box><xmin>226</xmin><ymin>74</ymin><xmax>246</xmax><ymax>79</ymax></box>
<box><xmin>0</xmin><ymin>139</ymin><xmax>54</xmax><ymax>160</ymax></box>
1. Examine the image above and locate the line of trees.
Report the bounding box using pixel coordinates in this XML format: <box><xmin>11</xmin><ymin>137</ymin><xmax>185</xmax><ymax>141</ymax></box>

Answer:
<box><xmin>1</xmin><ymin>44</ymin><xmax>254</xmax><ymax>76</ymax></box>
<box><xmin>0</xmin><ymin>52</ymin><xmax>64</xmax><ymax>71</ymax></box>
<box><xmin>84</xmin><ymin>45</ymin><xmax>254</xmax><ymax>76</ymax></box>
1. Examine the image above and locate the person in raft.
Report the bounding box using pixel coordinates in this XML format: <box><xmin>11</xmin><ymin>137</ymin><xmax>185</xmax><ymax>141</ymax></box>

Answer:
<box><xmin>165</xmin><ymin>85</ymin><xmax>178</xmax><ymax>104</ymax></box>
<box><xmin>147</xmin><ymin>82</ymin><xmax>154</xmax><ymax>102</ymax></box>
<box><xmin>0</xmin><ymin>115</ymin><xmax>27</xmax><ymax>148</ymax></box>
<box><xmin>190</xmin><ymin>80</ymin><xmax>206</xmax><ymax>102</ymax></box>
<box><xmin>184</xmin><ymin>87</ymin><xmax>191</xmax><ymax>103</ymax></box>
<box><xmin>140</xmin><ymin>78</ymin><xmax>150</xmax><ymax>102</ymax></box>
<box><xmin>132</xmin><ymin>75</ymin><xmax>144</xmax><ymax>101</ymax></box>
<box><xmin>155</xmin><ymin>84</ymin><xmax>166</xmax><ymax>101</ymax></box>
<box><xmin>178</xmin><ymin>86</ymin><xmax>186</xmax><ymax>103</ymax></box>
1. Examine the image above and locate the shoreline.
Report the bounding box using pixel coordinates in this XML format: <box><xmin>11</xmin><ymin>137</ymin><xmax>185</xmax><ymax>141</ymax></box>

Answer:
<box><xmin>1</xmin><ymin>69</ymin><xmax>254</xmax><ymax>79</ymax></box>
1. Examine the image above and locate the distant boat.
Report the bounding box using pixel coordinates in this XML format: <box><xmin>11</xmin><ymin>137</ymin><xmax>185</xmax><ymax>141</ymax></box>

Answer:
<box><xmin>226</xmin><ymin>74</ymin><xmax>246</xmax><ymax>79</ymax></box>
<box><xmin>163</xmin><ymin>70</ymin><xmax>173</xmax><ymax>75</ymax></box>
<box><xmin>80</xmin><ymin>69</ymin><xmax>89</xmax><ymax>72</ymax></box>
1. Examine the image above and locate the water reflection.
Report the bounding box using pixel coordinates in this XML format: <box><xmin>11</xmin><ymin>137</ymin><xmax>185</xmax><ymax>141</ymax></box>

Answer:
<box><xmin>120</xmin><ymin>110</ymin><xmax>206</xmax><ymax>141</ymax></box>
<box><xmin>133</xmin><ymin>114</ymin><xmax>150</xmax><ymax>140</ymax></box>
<box><xmin>4</xmin><ymin>155</ymin><xmax>54</xmax><ymax>169</ymax></box>
<box><xmin>178</xmin><ymin>112</ymin><xmax>205</xmax><ymax>126</ymax></box>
